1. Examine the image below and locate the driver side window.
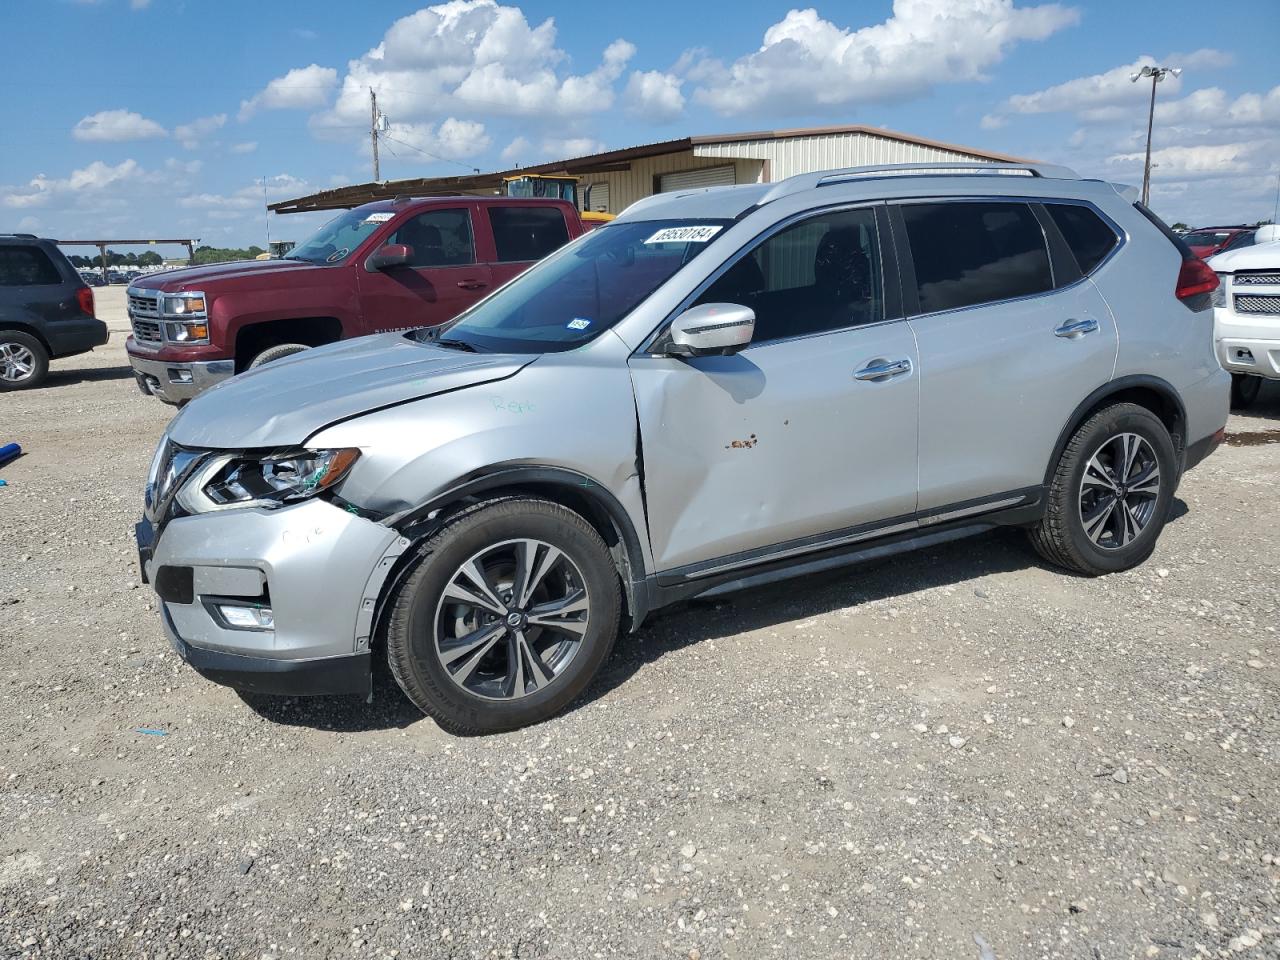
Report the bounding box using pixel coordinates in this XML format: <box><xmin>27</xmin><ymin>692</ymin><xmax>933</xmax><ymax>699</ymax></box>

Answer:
<box><xmin>694</xmin><ymin>208</ymin><xmax>883</xmax><ymax>343</ymax></box>
<box><xmin>388</xmin><ymin>209</ymin><xmax>476</xmax><ymax>268</ymax></box>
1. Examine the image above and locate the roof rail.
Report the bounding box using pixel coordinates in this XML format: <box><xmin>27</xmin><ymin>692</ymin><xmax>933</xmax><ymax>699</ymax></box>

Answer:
<box><xmin>756</xmin><ymin>161</ymin><xmax>1081</xmax><ymax>206</ymax></box>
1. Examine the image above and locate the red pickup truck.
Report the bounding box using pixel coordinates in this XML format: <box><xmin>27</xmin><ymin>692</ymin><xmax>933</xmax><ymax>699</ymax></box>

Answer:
<box><xmin>126</xmin><ymin>196</ymin><xmax>584</xmax><ymax>403</ymax></box>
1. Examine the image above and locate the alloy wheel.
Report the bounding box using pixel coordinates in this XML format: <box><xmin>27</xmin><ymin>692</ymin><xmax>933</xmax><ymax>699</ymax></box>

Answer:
<box><xmin>0</xmin><ymin>342</ymin><xmax>36</xmax><ymax>383</ymax></box>
<box><xmin>1077</xmin><ymin>432</ymin><xmax>1161</xmax><ymax>550</ymax></box>
<box><xmin>432</xmin><ymin>538</ymin><xmax>591</xmax><ymax>700</ymax></box>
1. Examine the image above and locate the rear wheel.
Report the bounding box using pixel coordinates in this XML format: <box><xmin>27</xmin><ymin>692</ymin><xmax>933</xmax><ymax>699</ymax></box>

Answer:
<box><xmin>0</xmin><ymin>331</ymin><xmax>49</xmax><ymax>391</ymax></box>
<box><xmin>1230</xmin><ymin>373</ymin><xmax>1262</xmax><ymax>409</ymax></box>
<box><xmin>249</xmin><ymin>343</ymin><xmax>310</xmax><ymax>368</ymax></box>
<box><xmin>1030</xmin><ymin>403</ymin><xmax>1176</xmax><ymax>575</ymax></box>
<box><xmin>386</xmin><ymin>498</ymin><xmax>621</xmax><ymax>734</ymax></box>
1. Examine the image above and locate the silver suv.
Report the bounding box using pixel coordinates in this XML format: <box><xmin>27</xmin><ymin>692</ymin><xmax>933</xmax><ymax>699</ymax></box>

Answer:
<box><xmin>137</xmin><ymin>162</ymin><xmax>1229</xmax><ymax>733</ymax></box>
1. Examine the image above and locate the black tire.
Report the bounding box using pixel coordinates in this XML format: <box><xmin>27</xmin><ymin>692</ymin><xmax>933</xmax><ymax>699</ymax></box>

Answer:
<box><xmin>0</xmin><ymin>330</ymin><xmax>49</xmax><ymax>391</ymax></box>
<box><xmin>249</xmin><ymin>343</ymin><xmax>310</xmax><ymax>368</ymax></box>
<box><xmin>1230</xmin><ymin>373</ymin><xmax>1262</xmax><ymax>409</ymax></box>
<box><xmin>386</xmin><ymin>498</ymin><xmax>621</xmax><ymax>734</ymax></box>
<box><xmin>1029</xmin><ymin>403</ymin><xmax>1177</xmax><ymax>576</ymax></box>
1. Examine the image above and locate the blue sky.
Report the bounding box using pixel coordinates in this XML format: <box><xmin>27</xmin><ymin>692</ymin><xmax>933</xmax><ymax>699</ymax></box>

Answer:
<box><xmin>2</xmin><ymin>0</ymin><xmax>1277</xmax><ymax>254</ymax></box>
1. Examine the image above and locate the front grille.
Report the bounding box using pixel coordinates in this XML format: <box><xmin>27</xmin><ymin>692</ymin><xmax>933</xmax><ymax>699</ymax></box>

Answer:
<box><xmin>1234</xmin><ymin>295</ymin><xmax>1280</xmax><ymax>315</ymax></box>
<box><xmin>1234</xmin><ymin>272</ymin><xmax>1280</xmax><ymax>286</ymax></box>
<box><xmin>128</xmin><ymin>291</ymin><xmax>160</xmax><ymax>317</ymax></box>
<box><xmin>132</xmin><ymin>318</ymin><xmax>163</xmax><ymax>343</ymax></box>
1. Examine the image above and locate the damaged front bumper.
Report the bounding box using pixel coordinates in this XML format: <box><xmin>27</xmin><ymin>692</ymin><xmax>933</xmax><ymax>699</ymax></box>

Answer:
<box><xmin>136</xmin><ymin>498</ymin><xmax>402</xmax><ymax>697</ymax></box>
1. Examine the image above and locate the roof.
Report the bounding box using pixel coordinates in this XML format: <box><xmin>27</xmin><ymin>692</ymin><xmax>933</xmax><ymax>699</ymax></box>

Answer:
<box><xmin>269</xmin><ymin>124</ymin><xmax>1027</xmax><ymax>215</ymax></box>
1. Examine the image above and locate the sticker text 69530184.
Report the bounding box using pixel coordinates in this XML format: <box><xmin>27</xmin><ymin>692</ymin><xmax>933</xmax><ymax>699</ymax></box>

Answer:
<box><xmin>643</xmin><ymin>225</ymin><xmax>723</xmax><ymax>245</ymax></box>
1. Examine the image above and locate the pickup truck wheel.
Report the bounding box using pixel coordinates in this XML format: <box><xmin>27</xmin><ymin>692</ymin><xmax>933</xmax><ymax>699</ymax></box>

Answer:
<box><xmin>1029</xmin><ymin>403</ymin><xmax>1176</xmax><ymax>576</ymax></box>
<box><xmin>386</xmin><ymin>497</ymin><xmax>621</xmax><ymax>735</ymax></box>
<box><xmin>1230</xmin><ymin>374</ymin><xmax>1262</xmax><ymax>409</ymax></box>
<box><xmin>249</xmin><ymin>343</ymin><xmax>310</xmax><ymax>368</ymax></box>
<box><xmin>0</xmin><ymin>331</ymin><xmax>49</xmax><ymax>390</ymax></box>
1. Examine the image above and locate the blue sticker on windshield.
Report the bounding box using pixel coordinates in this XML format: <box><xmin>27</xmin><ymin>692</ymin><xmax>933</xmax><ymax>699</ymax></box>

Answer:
<box><xmin>567</xmin><ymin>318</ymin><xmax>592</xmax><ymax>330</ymax></box>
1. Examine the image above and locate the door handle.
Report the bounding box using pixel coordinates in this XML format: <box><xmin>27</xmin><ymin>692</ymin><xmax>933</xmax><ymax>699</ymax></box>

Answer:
<box><xmin>1054</xmin><ymin>317</ymin><xmax>1099</xmax><ymax>338</ymax></box>
<box><xmin>854</xmin><ymin>358</ymin><xmax>913</xmax><ymax>381</ymax></box>
<box><xmin>456</xmin><ymin>280</ymin><xmax>489</xmax><ymax>291</ymax></box>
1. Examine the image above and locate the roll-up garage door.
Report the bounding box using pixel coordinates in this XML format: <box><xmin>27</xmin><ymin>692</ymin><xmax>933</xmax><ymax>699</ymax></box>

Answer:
<box><xmin>658</xmin><ymin>165</ymin><xmax>736</xmax><ymax>193</ymax></box>
<box><xmin>583</xmin><ymin>182</ymin><xmax>610</xmax><ymax>213</ymax></box>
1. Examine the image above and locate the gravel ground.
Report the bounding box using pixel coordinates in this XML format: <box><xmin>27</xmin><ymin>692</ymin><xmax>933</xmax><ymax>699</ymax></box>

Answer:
<box><xmin>1</xmin><ymin>287</ymin><xmax>1278</xmax><ymax>959</ymax></box>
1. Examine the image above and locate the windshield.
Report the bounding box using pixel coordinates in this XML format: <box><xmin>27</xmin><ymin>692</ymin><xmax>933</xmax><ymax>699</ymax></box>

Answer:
<box><xmin>287</xmin><ymin>207</ymin><xmax>393</xmax><ymax>264</ymax></box>
<box><xmin>421</xmin><ymin>219</ymin><xmax>731</xmax><ymax>353</ymax></box>
<box><xmin>1183</xmin><ymin>231</ymin><xmax>1232</xmax><ymax>246</ymax></box>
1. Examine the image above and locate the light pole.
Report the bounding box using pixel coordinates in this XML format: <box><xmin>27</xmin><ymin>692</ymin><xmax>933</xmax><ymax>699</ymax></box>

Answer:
<box><xmin>1130</xmin><ymin>64</ymin><xmax>1181</xmax><ymax>206</ymax></box>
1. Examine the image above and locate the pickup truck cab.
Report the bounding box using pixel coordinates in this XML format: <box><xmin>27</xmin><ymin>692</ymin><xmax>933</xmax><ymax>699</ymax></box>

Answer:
<box><xmin>126</xmin><ymin>196</ymin><xmax>583</xmax><ymax>403</ymax></box>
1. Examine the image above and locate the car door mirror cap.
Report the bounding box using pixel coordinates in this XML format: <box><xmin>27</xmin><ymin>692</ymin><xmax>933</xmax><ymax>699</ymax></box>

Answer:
<box><xmin>666</xmin><ymin>302</ymin><xmax>755</xmax><ymax>358</ymax></box>
<box><xmin>366</xmin><ymin>244</ymin><xmax>413</xmax><ymax>271</ymax></box>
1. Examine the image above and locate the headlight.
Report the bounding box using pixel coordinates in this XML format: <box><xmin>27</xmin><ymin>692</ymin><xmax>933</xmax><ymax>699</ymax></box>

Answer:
<box><xmin>166</xmin><ymin>320</ymin><xmax>210</xmax><ymax>343</ymax></box>
<box><xmin>176</xmin><ymin>448</ymin><xmax>360</xmax><ymax>513</ymax></box>
<box><xmin>1211</xmin><ymin>274</ymin><xmax>1227</xmax><ymax>308</ymax></box>
<box><xmin>164</xmin><ymin>294</ymin><xmax>206</xmax><ymax>315</ymax></box>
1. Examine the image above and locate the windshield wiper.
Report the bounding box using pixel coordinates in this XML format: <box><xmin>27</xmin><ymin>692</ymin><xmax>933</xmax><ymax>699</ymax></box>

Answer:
<box><xmin>435</xmin><ymin>337</ymin><xmax>480</xmax><ymax>353</ymax></box>
<box><xmin>281</xmin><ymin>254</ymin><xmax>312</xmax><ymax>263</ymax></box>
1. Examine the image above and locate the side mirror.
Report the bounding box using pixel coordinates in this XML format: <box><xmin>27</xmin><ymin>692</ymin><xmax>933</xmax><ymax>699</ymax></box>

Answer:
<box><xmin>666</xmin><ymin>302</ymin><xmax>755</xmax><ymax>358</ymax></box>
<box><xmin>365</xmin><ymin>244</ymin><xmax>413</xmax><ymax>271</ymax></box>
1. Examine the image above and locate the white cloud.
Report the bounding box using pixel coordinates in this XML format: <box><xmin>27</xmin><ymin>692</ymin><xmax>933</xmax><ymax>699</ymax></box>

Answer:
<box><xmin>17</xmin><ymin>216</ymin><xmax>41</xmax><ymax>231</ymax></box>
<box><xmin>691</xmin><ymin>0</ymin><xmax>1079</xmax><ymax>115</ymax></box>
<box><xmin>540</xmin><ymin>136</ymin><xmax>605</xmax><ymax>158</ymax></box>
<box><xmin>239</xmin><ymin>64</ymin><xmax>338</xmax><ymax>121</ymax></box>
<box><xmin>72</xmin><ymin>109</ymin><xmax>167</xmax><ymax>142</ymax></box>
<box><xmin>178</xmin><ymin>175</ymin><xmax>313</xmax><ymax>212</ymax></box>
<box><xmin>230</xmin><ymin>141</ymin><xmax>258</xmax><ymax>154</ymax></box>
<box><xmin>130</xmin><ymin>0</ymin><xmax>152</xmax><ymax>9</ymax></box>
<box><xmin>624</xmin><ymin>70</ymin><xmax>685</xmax><ymax>123</ymax></box>
<box><xmin>312</xmin><ymin>1</ymin><xmax>637</xmax><ymax>142</ymax></box>
<box><xmin>1106</xmin><ymin>143</ymin><xmax>1272</xmax><ymax>181</ymax></box>
<box><xmin>380</xmin><ymin>118</ymin><xmax>491</xmax><ymax>163</ymax></box>
<box><xmin>979</xmin><ymin>113</ymin><xmax>1007</xmax><ymax>130</ymax></box>
<box><xmin>3</xmin><ymin>159</ymin><xmax>142</xmax><ymax>208</ymax></box>
<box><xmin>173</xmin><ymin>113</ymin><xmax>226</xmax><ymax>150</ymax></box>
<box><xmin>500</xmin><ymin>136</ymin><xmax>531</xmax><ymax>164</ymax></box>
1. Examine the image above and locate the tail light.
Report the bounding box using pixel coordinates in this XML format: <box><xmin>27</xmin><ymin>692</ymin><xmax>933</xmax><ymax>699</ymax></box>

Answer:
<box><xmin>76</xmin><ymin>286</ymin><xmax>95</xmax><ymax>316</ymax></box>
<box><xmin>1176</xmin><ymin>257</ymin><xmax>1218</xmax><ymax>301</ymax></box>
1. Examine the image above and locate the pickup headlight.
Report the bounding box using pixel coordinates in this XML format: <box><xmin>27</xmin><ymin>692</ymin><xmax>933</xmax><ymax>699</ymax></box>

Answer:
<box><xmin>176</xmin><ymin>448</ymin><xmax>360</xmax><ymax>513</ymax></box>
<box><xmin>1211</xmin><ymin>274</ymin><xmax>1227</xmax><ymax>308</ymax></box>
<box><xmin>164</xmin><ymin>294</ymin><xmax>206</xmax><ymax>315</ymax></box>
<box><xmin>163</xmin><ymin>292</ymin><xmax>210</xmax><ymax>344</ymax></box>
<box><xmin>166</xmin><ymin>320</ymin><xmax>210</xmax><ymax>343</ymax></box>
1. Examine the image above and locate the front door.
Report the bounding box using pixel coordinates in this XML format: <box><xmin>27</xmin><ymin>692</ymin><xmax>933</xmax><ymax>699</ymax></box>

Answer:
<box><xmin>358</xmin><ymin>207</ymin><xmax>492</xmax><ymax>333</ymax></box>
<box><xmin>629</xmin><ymin>206</ymin><xmax>920</xmax><ymax>572</ymax></box>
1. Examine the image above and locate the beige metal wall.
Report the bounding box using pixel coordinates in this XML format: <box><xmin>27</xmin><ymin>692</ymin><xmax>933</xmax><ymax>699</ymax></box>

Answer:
<box><xmin>693</xmin><ymin>131</ymin><xmax>994</xmax><ymax>181</ymax></box>
<box><xmin>584</xmin><ymin>151</ymin><xmax>764</xmax><ymax>214</ymax></box>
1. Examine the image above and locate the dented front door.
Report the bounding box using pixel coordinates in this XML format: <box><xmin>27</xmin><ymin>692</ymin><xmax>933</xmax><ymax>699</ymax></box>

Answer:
<box><xmin>629</xmin><ymin>321</ymin><xmax>920</xmax><ymax>572</ymax></box>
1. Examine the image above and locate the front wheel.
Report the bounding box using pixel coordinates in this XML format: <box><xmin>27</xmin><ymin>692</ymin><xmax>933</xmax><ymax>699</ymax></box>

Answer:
<box><xmin>1029</xmin><ymin>403</ymin><xmax>1176</xmax><ymax>576</ymax></box>
<box><xmin>249</xmin><ymin>343</ymin><xmax>310</xmax><ymax>368</ymax></box>
<box><xmin>386</xmin><ymin>498</ymin><xmax>621</xmax><ymax>734</ymax></box>
<box><xmin>1230</xmin><ymin>373</ymin><xmax>1262</xmax><ymax>409</ymax></box>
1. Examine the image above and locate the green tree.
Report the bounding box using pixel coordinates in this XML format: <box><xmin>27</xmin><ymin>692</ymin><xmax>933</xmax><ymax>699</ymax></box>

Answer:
<box><xmin>137</xmin><ymin>251</ymin><xmax>162</xmax><ymax>266</ymax></box>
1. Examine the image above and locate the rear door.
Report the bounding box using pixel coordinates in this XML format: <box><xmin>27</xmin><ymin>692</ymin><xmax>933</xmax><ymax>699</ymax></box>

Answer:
<box><xmin>357</xmin><ymin>206</ymin><xmax>492</xmax><ymax>333</ymax></box>
<box><xmin>900</xmin><ymin>199</ymin><xmax>1118</xmax><ymax>514</ymax></box>
<box><xmin>484</xmin><ymin>204</ymin><xmax>574</xmax><ymax>288</ymax></box>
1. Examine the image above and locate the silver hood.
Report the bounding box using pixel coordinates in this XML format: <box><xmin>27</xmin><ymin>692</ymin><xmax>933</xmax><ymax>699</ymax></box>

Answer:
<box><xmin>167</xmin><ymin>333</ymin><xmax>535</xmax><ymax>448</ymax></box>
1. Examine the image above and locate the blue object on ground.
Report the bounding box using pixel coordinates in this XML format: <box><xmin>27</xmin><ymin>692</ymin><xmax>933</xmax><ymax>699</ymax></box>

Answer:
<box><xmin>0</xmin><ymin>479</ymin><xmax>6</xmax><ymax>487</ymax></box>
<box><xmin>0</xmin><ymin>443</ymin><xmax>20</xmax><ymax>468</ymax></box>
<box><xmin>135</xmin><ymin>728</ymin><xmax>168</xmax><ymax>736</ymax></box>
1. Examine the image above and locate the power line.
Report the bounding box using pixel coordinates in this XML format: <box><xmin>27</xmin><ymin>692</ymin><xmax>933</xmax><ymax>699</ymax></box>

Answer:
<box><xmin>379</xmin><ymin>134</ymin><xmax>479</xmax><ymax>173</ymax></box>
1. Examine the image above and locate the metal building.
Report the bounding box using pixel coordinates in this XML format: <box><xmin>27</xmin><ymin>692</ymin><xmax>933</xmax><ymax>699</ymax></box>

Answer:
<box><xmin>269</xmin><ymin>124</ymin><xmax>1024</xmax><ymax>217</ymax></box>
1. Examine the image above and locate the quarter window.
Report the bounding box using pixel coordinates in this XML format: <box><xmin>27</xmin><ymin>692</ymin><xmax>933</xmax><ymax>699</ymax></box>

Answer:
<box><xmin>1046</xmin><ymin>203</ymin><xmax>1119</xmax><ymax>274</ymax></box>
<box><xmin>488</xmin><ymin>207</ymin><xmax>571</xmax><ymax>263</ymax></box>
<box><xmin>694</xmin><ymin>208</ymin><xmax>883</xmax><ymax>342</ymax></box>
<box><xmin>0</xmin><ymin>246</ymin><xmax>61</xmax><ymax>286</ymax></box>
<box><xmin>901</xmin><ymin>202</ymin><xmax>1053</xmax><ymax>314</ymax></box>
<box><xmin>388</xmin><ymin>208</ymin><xmax>475</xmax><ymax>267</ymax></box>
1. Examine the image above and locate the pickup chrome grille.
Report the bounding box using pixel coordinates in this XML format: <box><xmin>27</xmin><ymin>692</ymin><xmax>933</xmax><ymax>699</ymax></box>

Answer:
<box><xmin>1234</xmin><ymin>272</ymin><xmax>1280</xmax><ymax>286</ymax></box>
<box><xmin>1234</xmin><ymin>295</ymin><xmax>1280</xmax><ymax>316</ymax></box>
<box><xmin>132</xmin><ymin>318</ymin><xmax>163</xmax><ymax>343</ymax></box>
<box><xmin>127</xmin><ymin>291</ymin><xmax>160</xmax><ymax>317</ymax></box>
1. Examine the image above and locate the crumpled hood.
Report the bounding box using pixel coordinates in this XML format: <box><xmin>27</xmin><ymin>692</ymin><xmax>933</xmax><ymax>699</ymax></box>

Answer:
<box><xmin>168</xmin><ymin>333</ymin><xmax>536</xmax><ymax>448</ymax></box>
<box><xmin>1207</xmin><ymin>239</ymin><xmax>1280</xmax><ymax>273</ymax></box>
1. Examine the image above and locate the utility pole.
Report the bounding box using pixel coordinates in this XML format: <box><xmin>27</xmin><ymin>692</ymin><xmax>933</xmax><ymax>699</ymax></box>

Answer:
<box><xmin>1131</xmin><ymin>64</ymin><xmax>1181</xmax><ymax>207</ymax></box>
<box><xmin>370</xmin><ymin>88</ymin><xmax>380</xmax><ymax>182</ymax></box>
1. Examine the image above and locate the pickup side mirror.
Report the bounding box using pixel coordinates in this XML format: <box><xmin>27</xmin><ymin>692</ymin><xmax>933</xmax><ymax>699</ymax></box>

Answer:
<box><xmin>666</xmin><ymin>302</ymin><xmax>755</xmax><ymax>358</ymax></box>
<box><xmin>365</xmin><ymin>244</ymin><xmax>413</xmax><ymax>271</ymax></box>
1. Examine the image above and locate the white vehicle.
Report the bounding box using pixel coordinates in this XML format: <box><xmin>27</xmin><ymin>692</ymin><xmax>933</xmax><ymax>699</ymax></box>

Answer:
<box><xmin>1208</xmin><ymin>224</ymin><xmax>1280</xmax><ymax>408</ymax></box>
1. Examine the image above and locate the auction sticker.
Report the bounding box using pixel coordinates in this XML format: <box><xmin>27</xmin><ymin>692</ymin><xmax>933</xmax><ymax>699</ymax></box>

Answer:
<box><xmin>566</xmin><ymin>318</ymin><xmax>592</xmax><ymax>330</ymax></box>
<box><xmin>643</xmin><ymin>225</ymin><xmax>723</xmax><ymax>244</ymax></box>
<box><xmin>363</xmin><ymin>212</ymin><xmax>395</xmax><ymax>224</ymax></box>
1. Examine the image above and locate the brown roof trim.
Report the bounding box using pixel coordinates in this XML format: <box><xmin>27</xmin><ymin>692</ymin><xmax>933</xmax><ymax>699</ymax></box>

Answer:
<box><xmin>690</xmin><ymin>124</ymin><xmax>1027</xmax><ymax>163</ymax></box>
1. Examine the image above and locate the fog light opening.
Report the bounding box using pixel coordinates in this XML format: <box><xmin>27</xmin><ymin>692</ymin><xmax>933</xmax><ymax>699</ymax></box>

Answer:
<box><xmin>168</xmin><ymin>368</ymin><xmax>194</xmax><ymax>384</ymax></box>
<box><xmin>217</xmin><ymin>604</ymin><xmax>274</xmax><ymax>631</ymax></box>
<box><xmin>1233</xmin><ymin>348</ymin><xmax>1255</xmax><ymax>364</ymax></box>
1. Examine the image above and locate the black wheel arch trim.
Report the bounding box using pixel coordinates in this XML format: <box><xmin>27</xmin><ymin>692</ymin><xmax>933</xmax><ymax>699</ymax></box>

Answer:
<box><xmin>1044</xmin><ymin>375</ymin><xmax>1188</xmax><ymax>489</ymax></box>
<box><xmin>383</xmin><ymin>464</ymin><xmax>651</xmax><ymax>628</ymax></box>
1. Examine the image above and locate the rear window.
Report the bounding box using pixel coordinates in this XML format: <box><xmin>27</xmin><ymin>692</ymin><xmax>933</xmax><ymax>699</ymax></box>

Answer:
<box><xmin>0</xmin><ymin>245</ymin><xmax>61</xmax><ymax>286</ymax></box>
<box><xmin>488</xmin><ymin>206</ymin><xmax>570</xmax><ymax>263</ymax></box>
<box><xmin>901</xmin><ymin>201</ymin><xmax>1053</xmax><ymax>314</ymax></box>
<box><xmin>1046</xmin><ymin>203</ymin><xmax>1120</xmax><ymax>274</ymax></box>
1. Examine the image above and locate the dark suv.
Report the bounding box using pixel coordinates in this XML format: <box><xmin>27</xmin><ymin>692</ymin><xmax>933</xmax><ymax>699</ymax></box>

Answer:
<box><xmin>0</xmin><ymin>235</ymin><xmax>109</xmax><ymax>390</ymax></box>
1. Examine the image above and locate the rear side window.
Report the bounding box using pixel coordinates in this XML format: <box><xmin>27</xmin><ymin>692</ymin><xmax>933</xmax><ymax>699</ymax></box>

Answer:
<box><xmin>0</xmin><ymin>246</ymin><xmax>61</xmax><ymax>286</ymax></box>
<box><xmin>488</xmin><ymin>207</ymin><xmax>570</xmax><ymax>263</ymax></box>
<box><xmin>1046</xmin><ymin>204</ymin><xmax>1119</xmax><ymax>274</ymax></box>
<box><xmin>901</xmin><ymin>202</ymin><xmax>1052</xmax><ymax>314</ymax></box>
